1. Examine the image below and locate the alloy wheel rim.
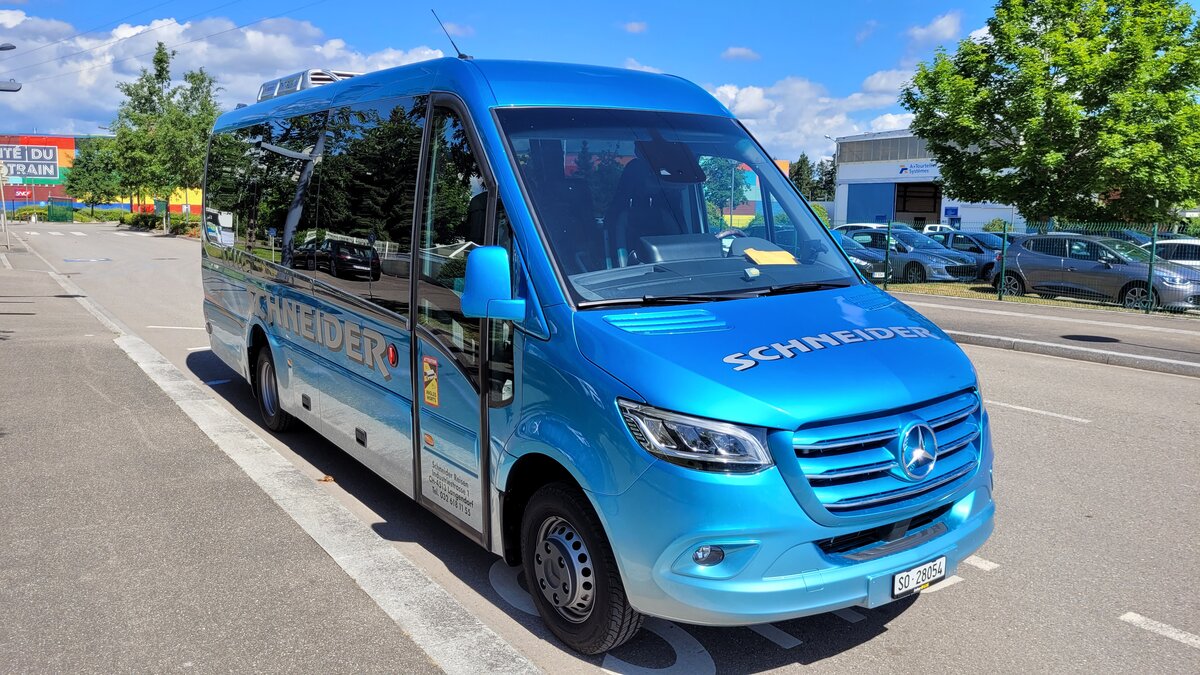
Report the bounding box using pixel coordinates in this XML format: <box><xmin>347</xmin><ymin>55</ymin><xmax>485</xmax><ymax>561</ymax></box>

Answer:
<box><xmin>1124</xmin><ymin>287</ymin><xmax>1150</xmax><ymax>309</ymax></box>
<box><xmin>533</xmin><ymin>516</ymin><xmax>595</xmax><ymax>623</ymax></box>
<box><xmin>1002</xmin><ymin>276</ymin><xmax>1020</xmax><ymax>295</ymax></box>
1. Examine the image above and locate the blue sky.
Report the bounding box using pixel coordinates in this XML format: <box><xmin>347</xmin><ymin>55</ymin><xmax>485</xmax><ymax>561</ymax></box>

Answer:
<box><xmin>2</xmin><ymin>1</ymin><xmax>1195</xmax><ymax>159</ymax></box>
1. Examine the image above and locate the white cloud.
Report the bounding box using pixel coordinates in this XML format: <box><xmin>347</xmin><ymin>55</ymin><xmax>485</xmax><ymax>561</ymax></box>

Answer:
<box><xmin>623</xmin><ymin>21</ymin><xmax>647</xmax><ymax>34</ymax></box>
<box><xmin>907</xmin><ymin>11</ymin><xmax>962</xmax><ymax>43</ymax></box>
<box><xmin>721</xmin><ymin>46</ymin><xmax>760</xmax><ymax>61</ymax></box>
<box><xmin>0</xmin><ymin>11</ymin><xmax>442</xmax><ymax>135</ymax></box>
<box><xmin>870</xmin><ymin>112</ymin><xmax>914</xmax><ymax>131</ymax></box>
<box><xmin>623</xmin><ymin>57</ymin><xmax>661</xmax><ymax>73</ymax></box>
<box><xmin>708</xmin><ymin>76</ymin><xmax>900</xmax><ymax>159</ymax></box>
<box><xmin>861</xmin><ymin>69</ymin><xmax>912</xmax><ymax>94</ymax></box>
<box><xmin>856</xmin><ymin>19</ymin><xmax>879</xmax><ymax>44</ymax></box>
<box><xmin>442</xmin><ymin>22</ymin><xmax>474</xmax><ymax>37</ymax></box>
<box><xmin>968</xmin><ymin>25</ymin><xmax>991</xmax><ymax>42</ymax></box>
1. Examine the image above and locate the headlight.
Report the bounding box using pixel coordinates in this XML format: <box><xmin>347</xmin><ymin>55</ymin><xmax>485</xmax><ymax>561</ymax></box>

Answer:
<box><xmin>1161</xmin><ymin>275</ymin><xmax>1192</xmax><ymax>288</ymax></box>
<box><xmin>618</xmin><ymin>400</ymin><xmax>773</xmax><ymax>473</ymax></box>
<box><xmin>849</xmin><ymin>255</ymin><xmax>871</xmax><ymax>267</ymax></box>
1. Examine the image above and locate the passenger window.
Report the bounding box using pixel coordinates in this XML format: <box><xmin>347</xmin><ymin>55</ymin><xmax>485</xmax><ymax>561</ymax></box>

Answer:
<box><xmin>248</xmin><ymin>113</ymin><xmax>328</xmax><ymax>261</ymax></box>
<box><xmin>417</xmin><ymin>105</ymin><xmax>488</xmax><ymax>382</ymax></box>
<box><xmin>929</xmin><ymin>233</ymin><xmax>948</xmax><ymax>245</ymax></box>
<box><xmin>952</xmin><ymin>239</ymin><xmax>982</xmax><ymax>253</ymax></box>
<box><xmin>852</xmin><ymin>233</ymin><xmax>874</xmax><ymax>247</ymax></box>
<box><xmin>204</xmin><ymin>127</ymin><xmax>263</xmax><ymax>254</ymax></box>
<box><xmin>1181</xmin><ymin>244</ymin><xmax>1200</xmax><ymax>261</ymax></box>
<box><xmin>1069</xmin><ymin>240</ymin><xmax>1101</xmax><ymax>261</ymax></box>
<box><xmin>301</xmin><ymin>97</ymin><xmax>426</xmax><ymax>316</ymax></box>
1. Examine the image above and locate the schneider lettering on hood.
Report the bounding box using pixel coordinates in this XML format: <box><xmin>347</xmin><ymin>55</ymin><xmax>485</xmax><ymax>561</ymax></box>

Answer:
<box><xmin>723</xmin><ymin>326</ymin><xmax>941</xmax><ymax>371</ymax></box>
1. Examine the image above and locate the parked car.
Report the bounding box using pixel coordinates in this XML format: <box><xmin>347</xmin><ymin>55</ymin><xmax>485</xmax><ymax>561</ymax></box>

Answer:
<box><xmin>922</xmin><ymin>223</ymin><xmax>957</xmax><ymax>233</ymax></box>
<box><xmin>293</xmin><ymin>239</ymin><xmax>382</xmax><ymax>280</ymax></box>
<box><xmin>1054</xmin><ymin>226</ymin><xmax>1151</xmax><ymax>246</ymax></box>
<box><xmin>1141</xmin><ymin>239</ymin><xmax>1200</xmax><ymax>268</ymax></box>
<box><xmin>831</xmin><ymin>230</ymin><xmax>891</xmax><ymax>282</ymax></box>
<box><xmin>831</xmin><ymin>222</ymin><xmax>916</xmax><ymax>232</ymax></box>
<box><xmin>845</xmin><ymin>227</ymin><xmax>978</xmax><ymax>282</ymax></box>
<box><xmin>927</xmin><ymin>230</ymin><xmax>1007</xmax><ymax>280</ymax></box>
<box><xmin>994</xmin><ymin>234</ymin><xmax>1200</xmax><ymax>311</ymax></box>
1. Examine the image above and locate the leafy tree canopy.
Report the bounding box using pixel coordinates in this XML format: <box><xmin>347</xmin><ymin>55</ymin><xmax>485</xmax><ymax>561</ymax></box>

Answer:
<box><xmin>901</xmin><ymin>0</ymin><xmax>1200</xmax><ymax>222</ymax></box>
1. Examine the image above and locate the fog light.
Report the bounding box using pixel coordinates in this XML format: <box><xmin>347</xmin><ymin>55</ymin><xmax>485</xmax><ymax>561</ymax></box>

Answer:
<box><xmin>692</xmin><ymin>545</ymin><xmax>725</xmax><ymax>566</ymax></box>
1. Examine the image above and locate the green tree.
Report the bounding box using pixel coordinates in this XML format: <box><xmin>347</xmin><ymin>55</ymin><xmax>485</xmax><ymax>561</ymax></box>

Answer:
<box><xmin>163</xmin><ymin>68</ymin><xmax>220</xmax><ymax>221</ymax></box>
<box><xmin>814</xmin><ymin>158</ymin><xmax>837</xmax><ymax>201</ymax></box>
<box><xmin>788</xmin><ymin>153</ymin><xmax>818</xmax><ymax>198</ymax></box>
<box><xmin>700</xmin><ymin>155</ymin><xmax>750</xmax><ymax>219</ymax></box>
<box><xmin>901</xmin><ymin>0</ymin><xmax>1200</xmax><ymax>223</ymax></box>
<box><xmin>63</xmin><ymin>137</ymin><xmax>121</xmax><ymax>217</ymax></box>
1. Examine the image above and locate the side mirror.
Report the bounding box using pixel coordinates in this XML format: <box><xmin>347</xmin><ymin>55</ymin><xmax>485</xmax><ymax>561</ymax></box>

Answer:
<box><xmin>462</xmin><ymin>246</ymin><xmax>525</xmax><ymax>321</ymax></box>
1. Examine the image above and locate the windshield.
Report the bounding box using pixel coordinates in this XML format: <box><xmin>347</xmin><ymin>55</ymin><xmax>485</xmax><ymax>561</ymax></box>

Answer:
<box><xmin>892</xmin><ymin>229</ymin><xmax>949</xmax><ymax>250</ymax></box>
<box><xmin>970</xmin><ymin>232</ymin><xmax>1004</xmax><ymax>249</ymax></box>
<box><xmin>496</xmin><ymin>108</ymin><xmax>857</xmax><ymax>304</ymax></box>
<box><xmin>834</xmin><ymin>231</ymin><xmax>869</xmax><ymax>252</ymax></box>
<box><xmin>1102</xmin><ymin>238</ymin><xmax>1155</xmax><ymax>262</ymax></box>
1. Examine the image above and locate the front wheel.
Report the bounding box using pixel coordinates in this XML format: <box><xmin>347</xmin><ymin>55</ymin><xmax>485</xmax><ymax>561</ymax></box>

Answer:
<box><xmin>522</xmin><ymin>482</ymin><xmax>643</xmax><ymax>654</ymax></box>
<box><xmin>1121</xmin><ymin>283</ymin><xmax>1158</xmax><ymax>311</ymax></box>
<box><xmin>903</xmin><ymin>263</ymin><xmax>927</xmax><ymax>284</ymax></box>
<box><xmin>255</xmin><ymin>345</ymin><xmax>294</xmax><ymax>432</ymax></box>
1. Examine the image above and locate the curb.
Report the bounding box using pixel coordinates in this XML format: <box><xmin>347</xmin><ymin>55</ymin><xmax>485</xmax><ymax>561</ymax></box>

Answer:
<box><xmin>947</xmin><ymin>330</ymin><xmax>1200</xmax><ymax>379</ymax></box>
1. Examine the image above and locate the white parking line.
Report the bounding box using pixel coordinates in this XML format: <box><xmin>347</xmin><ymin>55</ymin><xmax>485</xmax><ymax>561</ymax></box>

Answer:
<box><xmin>749</xmin><ymin>624</ymin><xmax>802</xmax><ymax>648</ymax></box>
<box><xmin>833</xmin><ymin>608</ymin><xmax>865</xmax><ymax>623</ymax></box>
<box><xmin>48</xmin><ymin>231</ymin><xmax>64</xmax><ymax>236</ymax></box>
<box><xmin>904</xmin><ymin>299</ymin><xmax>1200</xmax><ymax>337</ymax></box>
<box><xmin>186</xmin><ymin>346</ymin><xmax>210</xmax><ymax>351</ymax></box>
<box><xmin>23</xmin><ymin>231</ymin><xmax>38</xmax><ymax>235</ymax></box>
<box><xmin>964</xmin><ymin>555</ymin><xmax>1000</xmax><ymax>571</ymax></box>
<box><xmin>984</xmin><ymin>399</ymin><xmax>1092</xmax><ymax>424</ymax></box>
<box><xmin>1120</xmin><ymin>612</ymin><xmax>1200</xmax><ymax>650</ymax></box>
<box><xmin>70</xmin><ymin>231</ymin><xmax>87</xmax><ymax>236</ymax></box>
<box><xmin>114</xmin><ymin>233</ymin><xmax>131</xmax><ymax>237</ymax></box>
<box><xmin>137</xmin><ymin>232</ymin><xmax>154</xmax><ymax>237</ymax></box>
<box><xmin>146</xmin><ymin>325</ymin><xmax>206</xmax><ymax>330</ymax></box>
<box><xmin>0</xmin><ymin>253</ymin><xmax>10</xmax><ymax>270</ymax></box>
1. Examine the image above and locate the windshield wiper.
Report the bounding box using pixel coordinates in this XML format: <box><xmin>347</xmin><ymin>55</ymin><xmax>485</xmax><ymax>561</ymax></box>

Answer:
<box><xmin>753</xmin><ymin>281</ymin><xmax>852</xmax><ymax>296</ymax></box>
<box><xmin>578</xmin><ymin>291</ymin><xmax>759</xmax><ymax>309</ymax></box>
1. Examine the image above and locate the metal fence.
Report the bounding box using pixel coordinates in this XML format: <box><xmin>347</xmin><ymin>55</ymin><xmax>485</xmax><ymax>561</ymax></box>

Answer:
<box><xmin>828</xmin><ymin>220</ymin><xmax>1200</xmax><ymax>317</ymax></box>
<box><xmin>46</xmin><ymin>197</ymin><xmax>73</xmax><ymax>223</ymax></box>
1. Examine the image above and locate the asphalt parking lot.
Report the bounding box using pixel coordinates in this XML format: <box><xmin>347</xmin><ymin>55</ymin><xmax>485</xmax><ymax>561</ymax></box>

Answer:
<box><xmin>2</xmin><ymin>221</ymin><xmax>1198</xmax><ymax>673</ymax></box>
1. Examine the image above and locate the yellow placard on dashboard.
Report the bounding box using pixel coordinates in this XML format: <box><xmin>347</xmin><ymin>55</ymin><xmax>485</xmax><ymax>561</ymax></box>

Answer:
<box><xmin>743</xmin><ymin>248</ymin><xmax>797</xmax><ymax>265</ymax></box>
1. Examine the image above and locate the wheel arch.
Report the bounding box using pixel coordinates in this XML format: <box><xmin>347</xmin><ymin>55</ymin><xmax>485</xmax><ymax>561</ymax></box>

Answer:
<box><xmin>497</xmin><ymin>452</ymin><xmax>583</xmax><ymax>566</ymax></box>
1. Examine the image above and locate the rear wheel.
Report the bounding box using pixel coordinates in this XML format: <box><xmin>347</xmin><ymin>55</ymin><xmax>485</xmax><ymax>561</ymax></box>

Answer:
<box><xmin>255</xmin><ymin>345</ymin><xmax>294</xmax><ymax>432</ymax></box>
<box><xmin>1000</xmin><ymin>273</ymin><xmax>1025</xmax><ymax>297</ymax></box>
<box><xmin>521</xmin><ymin>482</ymin><xmax>643</xmax><ymax>654</ymax></box>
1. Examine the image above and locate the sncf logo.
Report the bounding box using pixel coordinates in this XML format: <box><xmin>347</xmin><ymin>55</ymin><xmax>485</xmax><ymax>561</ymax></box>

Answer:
<box><xmin>723</xmin><ymin>326</ymin><xmax>941</xmax><ymax>371</ymax></box>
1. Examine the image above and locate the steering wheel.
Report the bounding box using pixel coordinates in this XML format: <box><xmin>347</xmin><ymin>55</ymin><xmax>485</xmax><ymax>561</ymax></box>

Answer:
<box><xmin>715</xmin><ymin>228</ymin><xmax>746</xmax><ymax>239</ymax></box>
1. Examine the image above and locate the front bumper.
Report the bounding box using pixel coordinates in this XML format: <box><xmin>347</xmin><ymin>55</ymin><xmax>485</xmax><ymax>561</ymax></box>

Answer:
<box><xmin>1158</xmin><ymin>283</ymin><xmax>1200</xmax><ymax>311</ymax></box>
<box><xmin>593</xmin><ymin>436</ymin><xmax>995</xmax><ymax>626</ymax></box>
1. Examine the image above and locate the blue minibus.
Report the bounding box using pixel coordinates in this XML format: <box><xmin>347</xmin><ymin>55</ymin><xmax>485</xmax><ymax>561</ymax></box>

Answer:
<box><xmin>201</xmin><ymin>59</ymin><xmax>994</xmax><ymax>654</ymax></box>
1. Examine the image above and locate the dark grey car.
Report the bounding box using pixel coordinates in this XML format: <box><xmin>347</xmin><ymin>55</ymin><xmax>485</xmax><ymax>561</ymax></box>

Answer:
<box><xmin>995</xmin><ymin>234</ymin><xmax>1200</xmax><ymax>311</ymax></box>
<box><xmin>927</xmin><ymin>231</ymin><xmax>1006</xmax><ymax>280</ymax></box>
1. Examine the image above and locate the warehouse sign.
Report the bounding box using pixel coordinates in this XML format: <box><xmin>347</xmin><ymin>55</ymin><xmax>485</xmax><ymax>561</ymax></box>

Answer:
<box><xmin>0</xmin><ymin>145</ymin><xmax>60</xmax><ymax>179</ymax></box>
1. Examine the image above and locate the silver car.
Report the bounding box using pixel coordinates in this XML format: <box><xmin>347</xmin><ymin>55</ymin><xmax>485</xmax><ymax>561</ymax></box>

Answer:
<box><xmin>995</xmin><ymin>234</ymin><xmax>1200</xmax><ymax>311</ymax></box>
<box><xmin>845</xmin><ymin>227</ymin><xmax>978</xmax><ymax>282</ymax></box>
<box><xmin>1142</xmin><ymin>238</ymin><xmax>1200</xmax><ymax>269</ymax></box>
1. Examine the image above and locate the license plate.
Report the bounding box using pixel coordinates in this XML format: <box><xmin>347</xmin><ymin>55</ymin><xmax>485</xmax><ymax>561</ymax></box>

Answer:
<box><xmin>871</xmin><ymin>272</ymin><xmax>885</xmax><ymax>279</ymax></box>
<box><xmin>892</xmin><ymin>557</ymin><xmax>946</xmax><ymax>597</ymax></box>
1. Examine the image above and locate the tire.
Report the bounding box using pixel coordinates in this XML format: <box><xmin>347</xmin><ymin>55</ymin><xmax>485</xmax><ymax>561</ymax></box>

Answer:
<box><xmin>255</xmin><ymin>345</ymin><xmax>294</xmax><ymax>432</ymax></box>
<box><xmin>1120</xmin><ymin>283</ymin><xmax>1158</xmax><ymax>310</ymax></box>
<box><xmin>1000</xmin><ymin>273</ymin><xmax>1025</xmax><ymax>297</ymax></box>
<box><xmin>371</xmin><ymin>269</ymin><xmax>381</xmax><ymax>282</ymax></box>
<box><xmin>521</xmin><ymin>482</ymin><xmax>643</xmax><ymax>654</ymax></box>
<box><xmin>307</xmin><ymin>256</ymin><xmax>316</xmax><ymax>271</ymax></box>
<box><xmin>330</xmin><ymin>258</ymin><xmax>339</xmax><ymax>278</ymax></box>
<box><xmin>979</xmin><ymin>263</ymin><xmax>994</xmax><ymax>281</ymax></box>
<box><xmin>903</xmin><ymin>263</ymin><xmax>926</xmax><ymax>284</ymax></box>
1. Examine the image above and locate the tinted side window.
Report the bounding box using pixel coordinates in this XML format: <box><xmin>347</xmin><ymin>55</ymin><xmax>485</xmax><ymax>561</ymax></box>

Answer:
<box><xmin>1027</xmin><ymin>237</ymin><xmax>1067</xmax><ymax>257</ymax></box>
<box><xmin>204</xmin><ymin>127</ymin><xmax>261</xmax><ymax>254</ymax></box>
<box><xmin>251</xmin><ymin>114</ymin><xmax>328</xmax><ymax>261</ymax></box>
<box><xmin>417</xmin><ymin>105</ymin><xmax>489</xmax><ymax>381</ymax></box>
<box><xmin>1180</xmin><ymin>244</ymin><xmax>1200</xmax><ymax>261</ymax></box>
<box><xmin>300</xmin><ymin>97</ymin><xmax>426</xmax><ymax>315</ymax></box>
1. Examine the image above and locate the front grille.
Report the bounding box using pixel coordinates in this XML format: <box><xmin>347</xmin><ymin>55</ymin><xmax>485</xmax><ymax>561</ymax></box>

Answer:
<box><xmin>792</xmin><ymin>389</ymin><xmax>981</xmax><ymax>515</ymax></box>
<box><xmin>946</xmin><ymin>264</ymin><xmax>976</xmax><ymax>278</ymax></box>
<box><xmin>818</xmin><ymin>504</ymin><xmax>952</xmax><ymax>555</ymax></box>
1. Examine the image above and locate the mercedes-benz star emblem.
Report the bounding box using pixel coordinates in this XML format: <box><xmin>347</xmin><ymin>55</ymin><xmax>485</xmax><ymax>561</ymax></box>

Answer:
<box><xmin>899</xmin><ymin>423</ymin><xmax>937</xmax><ymax>481</ymax></box>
